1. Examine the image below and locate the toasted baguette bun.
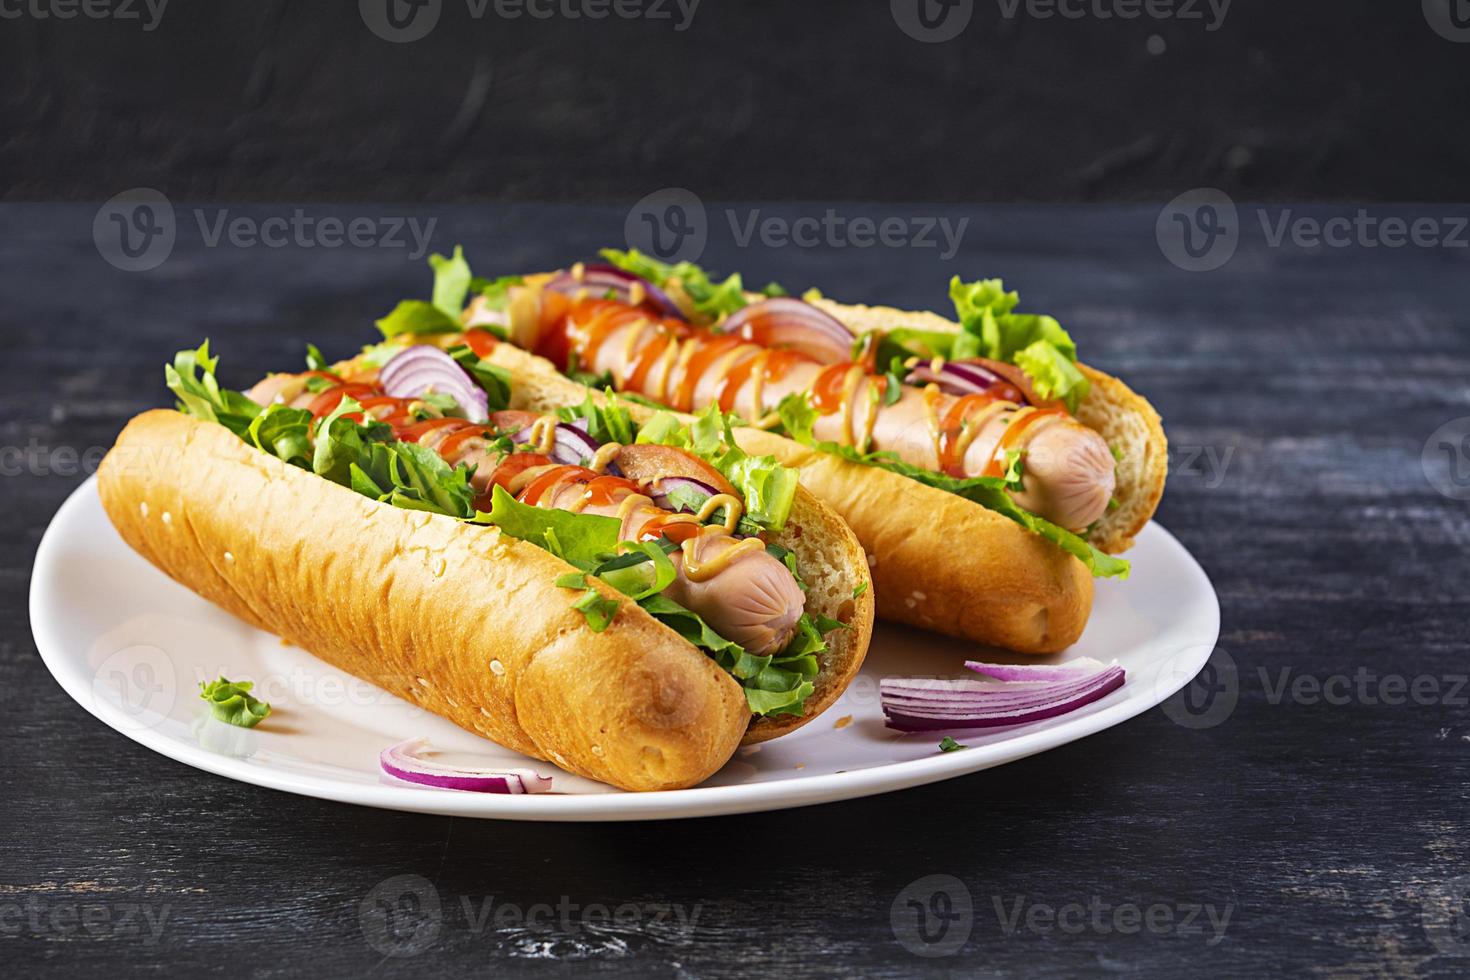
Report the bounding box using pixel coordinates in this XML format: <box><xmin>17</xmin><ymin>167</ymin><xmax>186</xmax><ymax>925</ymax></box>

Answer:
<box><xmin>479</xmin><ymin>345</ymin><xmax>874</xmax><ymax>742</ymax></box>
<box><xmin>485</xmin><ymin>341</ymin><xmax>1091</xmax><ymax>654</ymax></box>
<box><xmin>808</xmin><ymin>297</ymin><xmax>1168</xmax><ymax>554</ymax></box>
<box><xmin>98</xmin><ymin>410</ymin><xmax>870</xmax><ymax>790</ymax></box>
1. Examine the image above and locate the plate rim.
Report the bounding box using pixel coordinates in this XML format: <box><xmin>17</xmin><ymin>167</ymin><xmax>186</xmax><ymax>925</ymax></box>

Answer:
<box><xmin>31</xmin><ymin>477</ymin><xmax>1220</xmax><ymax>822</ymax></box>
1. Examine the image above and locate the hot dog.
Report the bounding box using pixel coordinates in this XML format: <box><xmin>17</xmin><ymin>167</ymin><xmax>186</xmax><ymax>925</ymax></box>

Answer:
<box><xmin>98</xmin><ymin>338</ymin><xmax>874</xmax><ymax>792</ymax></box>
<box><xmin>522</xmin><ymin>295</ymin><xmax>1117</xmax><ymax>533</ymax></box>
<box><xmin>369</xmin><ymin>248</ymin><xmax>1166</xmax><ymax>654</ymax></box>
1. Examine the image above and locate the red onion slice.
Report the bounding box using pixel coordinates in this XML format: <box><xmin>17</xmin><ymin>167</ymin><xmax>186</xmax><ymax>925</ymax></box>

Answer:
<box><xmin>380</xmin><ymin>737</ymin><xmax>553</xmax><ymax>794</ymax></box>
<box><xmin>546</xmin><ymin>263</ymin><xmax>685</xmax><ymax>320</ymax></box>
<box><xmin>381</xmin><ymin>346</ymin><xmax>490</xmax><ymax>422</ymax></box>
<box><xmin>512</xmin><ymin>421</ymin><xmax>612</xmax><ymax>471</ymax></box>
<box><xmin>880</xmin><ymin>660</ymin><xmax>1125</xmax><ymax>732</ymax></box>
<box><xmin>964</xmin><ymin>658</ymin><xmax>1109</xmax><ymax>683</ymax></box>
<box><xmin>646</xmin><ymin>475</ymin><xmax>721</xmax><ymax>514</ymax></box>
<box><xmin>907</xmin><ymin>360</ymin><xmax>1028</xmax><ymax>403</ymax></box>
<box><xmin>723</xmin><ymin>298</ymin><xmax>853</xmax><ymax>364</ymax></box>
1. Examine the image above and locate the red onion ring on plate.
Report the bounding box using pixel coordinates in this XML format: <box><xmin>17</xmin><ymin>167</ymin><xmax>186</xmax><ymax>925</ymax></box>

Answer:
<box><xmin>380</xmin><ymin>737</ymin><xmax>553</xmax><ymax>794</ymax></box>
<box><xmin>880</xmin><ymin>659</ymin><xmax>1125</xmax><ymax>732</ymax></box>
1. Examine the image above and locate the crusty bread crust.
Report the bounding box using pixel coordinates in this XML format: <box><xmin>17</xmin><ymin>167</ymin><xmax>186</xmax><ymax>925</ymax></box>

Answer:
<box><xmin>97</xmin><ymin>410</ymin><xmax>865</xmax><ymax>791</ymax></box>
<box><xmin>479</xmin><ymin>345</ymin><xmax>875</xmax><ymax>741</ymax></box>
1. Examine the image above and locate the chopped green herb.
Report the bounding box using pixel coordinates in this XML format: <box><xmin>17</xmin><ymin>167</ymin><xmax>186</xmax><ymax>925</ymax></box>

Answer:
<box><xmin>199</xmin><ymin>677</ymin><xmax>272</xmax><ymax>728</ymax></box>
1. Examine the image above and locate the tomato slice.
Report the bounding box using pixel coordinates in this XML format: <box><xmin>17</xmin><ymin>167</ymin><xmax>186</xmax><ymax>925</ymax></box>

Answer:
<box><xmin>614</xmin><ymin>444</ymin><xmax>738</xmax><ymax>497</ymax></box>
<box><xmin>518</xmin><ymin>464</ymin><xmax>596</xmax><ymax>506</ymax></box>
<box><xmin>307</xmin><ymin>383</ymin><xmax>378</xmax><ymax>419</ymax></box>
<box><xmin>438</xmin><ymin>425</ymin><xmax>497</xmax><ymax>460</ymax></box>
<box><xmin>476</xmin><ymin>453</ymin><xmax>554</xmax><ymax>508</ymax></box>
<box><xmin>397</xmin><ymin>417</ymin><xmax>469</xmax><ymax>444</ymax></box>
<box><xmin>463</xmin><ymin>329</ymin><xmax>500</xmax><ymax>359</ymax></box>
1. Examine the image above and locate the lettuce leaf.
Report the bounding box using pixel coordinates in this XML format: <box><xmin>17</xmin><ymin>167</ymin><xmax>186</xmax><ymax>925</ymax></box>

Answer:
<box><xmin>246</xmin><ymin>405</ymin><xmax>313</xmax><ymax>469</ymax></box>
<box><xmin>375</xmin><ymin>300</ymin><xmax>461</xmax><ymax>339</ymax></box>
<box><xmin>350</xmin><ymin>439</ymin><xmax>477</xmax><ymax>517</ymax></box>
<box><xmin>305</xmin><ymin>344</ymin><xmax>329</xmax><ymax>372</ymax></box>
<box><xmin>165</xmin><ymin>342</ymin><xmax>263</xmax><ymax>437</ymax></box>
<box><xmin>469</xmin><ymin>274</ymin><xmax>523</xmax><ymax>313</ymax></box>
<box><xmin>198</xmin><ymin>677</ymin><xmax>271</xmax><ymax>728</ymax></box>
<box><xmin>371</xmin><ymin>245</ymin><xmax>475</xmax><ymax>339</ymax></box>
<box><xmin>429</xmin><ymin>246</ymin><xmax>473</xmax><ymax>319</ymax></box>
<box><xmin>312</xmin><ymin>395</ymin><xmax>384</xmax><ymax>486</ymax></box>
<box><xmin>633</xmin><ymin>404</ymin><xmax>798</xmax><ymax>532</ymax></box>
<box><xmin>481</xmin><ymin>485</ymin><xmax>621</xmax><ymax>570</ymax></box>
<box><xmin>599</xmin><ymin>248</ymin><xmax>748</xmax><ymax>320</ymax></box>
<box><xmin>1013</xmin><ymin>339</ymin><xmax>1089</xmax><ymax>413</ymax></box>
<box><xmin>557</xmin><ymin>390</ymin><xmax>636</xmax><ymax>446</ymax></box>
<box><xmin>947</xmin><ymin>276</ymin><xmax>1089</xmax><ymax>411</ymax></box>
<box><xmin>591</xmin><ymin>539</ymin><xmax>678</xmax><ymax>601</ymax></box>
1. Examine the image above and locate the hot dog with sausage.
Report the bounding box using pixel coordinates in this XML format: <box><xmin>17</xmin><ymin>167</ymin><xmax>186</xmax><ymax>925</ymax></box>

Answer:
<box><xmin>98</xmin><ymin>336</ymin><xmax>873</xmax><ymax>792</ymax></box>
<box><xmin>373</xmin><ymin>248</ymin><xmax>1166</xmax><ymax>653</ymax></box>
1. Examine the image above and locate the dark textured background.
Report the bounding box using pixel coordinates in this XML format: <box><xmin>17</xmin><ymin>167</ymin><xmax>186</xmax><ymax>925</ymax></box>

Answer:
<box><xmin>3</xmin><ymin>0</ymin><xmax>1470</xmax><ymax>203</ymax></box>
<box><xmin>7</xmin><ymin>0</ymin><xmax>1470</xmax><ymax>976</ymax></box>
<box><xmin>5</xmin><ymin>203</ymin><xmax>1470</xmax><ymax>977</ymax></box>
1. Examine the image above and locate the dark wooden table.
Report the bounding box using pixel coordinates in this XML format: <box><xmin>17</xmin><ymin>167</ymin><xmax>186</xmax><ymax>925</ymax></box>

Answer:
<box><xmin>5</xmin><ymin>203</ymin><xmax>1468</xmax><ymax>978</ymax></box>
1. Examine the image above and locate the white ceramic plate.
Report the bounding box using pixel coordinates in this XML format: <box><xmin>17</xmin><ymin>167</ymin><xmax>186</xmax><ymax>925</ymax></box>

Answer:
<box><xmin>31</xmin><ymin>478</ymin><xmax>1219</xmax><ymax>821</ymax></box>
